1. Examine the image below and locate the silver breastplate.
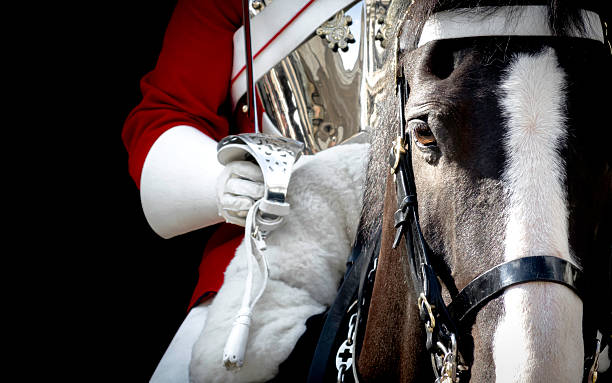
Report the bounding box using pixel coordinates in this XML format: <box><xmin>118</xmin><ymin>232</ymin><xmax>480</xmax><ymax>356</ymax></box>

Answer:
<box><xmin>232</xmin><ymin>0</ymin><xmax>394</xmax><ymax>154</ymax></box>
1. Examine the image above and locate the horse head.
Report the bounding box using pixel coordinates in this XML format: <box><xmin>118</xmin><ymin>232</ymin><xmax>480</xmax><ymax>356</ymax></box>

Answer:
<box><xmin>357</xmin><ymin>1</ymin><xmax>611</xmax><ymax>382</ymax></box>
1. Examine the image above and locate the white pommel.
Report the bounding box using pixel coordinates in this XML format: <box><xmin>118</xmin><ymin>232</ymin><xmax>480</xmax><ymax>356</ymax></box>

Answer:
<box><xmin>222</xmin><ymin>309</ymin><xmax>252</xmax><ymax>370</ymax></box>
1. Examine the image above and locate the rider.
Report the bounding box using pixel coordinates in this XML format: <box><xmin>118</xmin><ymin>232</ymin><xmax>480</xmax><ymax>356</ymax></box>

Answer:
<box><xmin>122</xmin><ymin>2</ymin><xmax>259</xmax><ymax>381</ymax></box>
<box><xmin>122</xmin><ymin>0</ymin><xmax>368</xmax><ymax>381</ymax></box>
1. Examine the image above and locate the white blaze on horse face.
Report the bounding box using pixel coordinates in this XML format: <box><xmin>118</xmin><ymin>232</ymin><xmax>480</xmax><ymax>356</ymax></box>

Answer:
<box><xmin>493</xmin><ymin>49</ymin><xmax>583</xmax><ymax>383</ymax></box>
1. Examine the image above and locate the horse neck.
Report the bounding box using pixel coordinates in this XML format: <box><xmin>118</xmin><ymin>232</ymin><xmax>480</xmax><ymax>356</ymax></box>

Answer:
<box><xmin>357</xmin><ymin>175</ymin><xmax>431</xmax><ymax>381</ymax></box>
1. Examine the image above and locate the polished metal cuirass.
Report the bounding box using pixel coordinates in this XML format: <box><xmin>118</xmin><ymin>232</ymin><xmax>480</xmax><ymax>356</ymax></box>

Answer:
<box><xmin>241</xmin><ymin>0</ymin><xmax>395</xmax><ymax>154</ymax></box>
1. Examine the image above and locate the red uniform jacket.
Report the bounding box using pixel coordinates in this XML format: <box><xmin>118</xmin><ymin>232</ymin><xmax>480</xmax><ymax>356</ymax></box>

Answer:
<box><xmin>122</xmin><ymin>0</ymin><xmax>255</xmax><ymax>310</ymax></box>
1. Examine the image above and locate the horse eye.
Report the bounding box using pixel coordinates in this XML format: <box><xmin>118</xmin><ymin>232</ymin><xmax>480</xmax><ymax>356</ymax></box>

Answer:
<box><xmin>409</xmin><ymin>119</ymin><xmax>437</xmax><ymax>147</ymax></box>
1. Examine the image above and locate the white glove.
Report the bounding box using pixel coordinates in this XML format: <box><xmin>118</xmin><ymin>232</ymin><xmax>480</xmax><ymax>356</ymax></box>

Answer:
<box><xmin>216</xmin><ymin>161</ymin><xmax>265</xmax><ymax>226</ymax></box>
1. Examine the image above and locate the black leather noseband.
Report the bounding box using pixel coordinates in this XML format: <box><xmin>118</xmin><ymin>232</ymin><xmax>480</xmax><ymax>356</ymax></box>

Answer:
<box><xmin>447</xmin><ymin>255</ymin><xmax>582</xmax><ymax>324</ymax></box>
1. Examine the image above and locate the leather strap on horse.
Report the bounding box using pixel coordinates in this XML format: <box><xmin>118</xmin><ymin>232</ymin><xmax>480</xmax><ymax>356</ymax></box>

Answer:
<box><xmin>447</xmin><ymin>255</ymin><xmax>583</xmax><ymax>323</ymax></box>
<box><xmin>391</xmin><ymin>70</ymin><xmax>465</xmax><ymax>382</ymax></box>
<box><xmin>351</xmin><ymin>227</ymin><xmax>382</xmax><ymax>382</ymax></box>
<box><xmin>307</xmin><ymin>227</ymin><xmax>381</xmax><ymax>383</ymax></box>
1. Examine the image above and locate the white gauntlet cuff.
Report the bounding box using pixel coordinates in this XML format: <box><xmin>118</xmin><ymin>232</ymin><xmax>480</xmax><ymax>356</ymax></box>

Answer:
<box><xmin>140</xmin><ymin>125</ymin><xmax>224</xmax><ymax>239</ymax></box>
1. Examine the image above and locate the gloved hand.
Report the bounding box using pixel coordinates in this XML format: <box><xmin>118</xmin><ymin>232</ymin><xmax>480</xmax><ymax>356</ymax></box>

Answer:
<box><xmin>216</xmin><ymin>161</ymin><xmax>265</xmax><ymax>226</ymax></box>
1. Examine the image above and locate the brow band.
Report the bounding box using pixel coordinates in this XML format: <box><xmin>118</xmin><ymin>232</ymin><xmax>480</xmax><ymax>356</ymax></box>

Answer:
<box><xmin>418</xmin><ymin>6</ymin><xmax>604</xmax><ymax>48</ymax></box>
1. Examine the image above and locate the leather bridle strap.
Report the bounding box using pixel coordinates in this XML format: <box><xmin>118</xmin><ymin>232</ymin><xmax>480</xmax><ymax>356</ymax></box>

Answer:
<box><xmin>447</xmin><ymin>255</ymin><xmax>583</xmax><ymax>323</ymax></box>
<box><xmin>306</xmin><ymin>229</ymin><xmax>380</xmax><ymax>383</ymax></box>
<box><xmin>391</xmin><ymin>69</ymin><xmax>459</xmax><ymax>358</ymax></box>
<box><xmin>417</xmin><ymin>6</ymin><xmax>604</xmax><ymax>48</ymax></box>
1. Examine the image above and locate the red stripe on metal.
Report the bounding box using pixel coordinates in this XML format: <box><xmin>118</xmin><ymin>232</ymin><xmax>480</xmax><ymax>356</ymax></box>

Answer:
<box><xmin>231</xmin><ymin>0</ymin><xmax>318</xmax><ymax>85</ymax></box>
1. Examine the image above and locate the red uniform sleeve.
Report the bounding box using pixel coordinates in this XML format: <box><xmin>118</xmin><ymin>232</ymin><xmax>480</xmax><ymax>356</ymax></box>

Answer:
<box><xmin>122</xmin><ymin>0</ymin><xmax>242</xmax><ymax>188</ymax></box>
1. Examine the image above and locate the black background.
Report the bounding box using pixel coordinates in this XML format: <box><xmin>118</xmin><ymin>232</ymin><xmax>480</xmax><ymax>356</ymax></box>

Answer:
<box><xmin>91</xmin><ymin>1</ymin><xmax>213</xmax><ymax>381</ymax></box>
<box><xmin>26</xmin><ymin>1</ymin><xmax>612</xmax><ymax>381</ymax></box>
<box><xmin>36</xmin><ymin>1</ymin><xmax>217</xmax><ymax>381</ymax></box>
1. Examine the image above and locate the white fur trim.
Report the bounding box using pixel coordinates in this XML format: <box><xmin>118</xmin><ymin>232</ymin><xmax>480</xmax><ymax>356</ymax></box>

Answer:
<box><xmin>418</xmin><ymin>6</ymin><xmax>604</xmax><ymax>48</ymax></box>
<box><xmin>140</xmin><ymin>125</ymin><xmax>224</xmax><ymax>239</ymax></box>
<box><xmin>493</xmin><ymin>49</ymin><xmax>583</xmax><ymax>382</ymax></box>
<box><xmin>190</xmin><ymin>143</ymin><xmax>368</xmax><ymax>382</ymax></box>
<box><xmin>150</xmin><ymin>303</ymin><xmax>211</xmax><ymax>383</ymax></box>
<box><xmin>231</xmin><ymin>0</ymin><xmax>358</xmax><ymax>109</ymax></box>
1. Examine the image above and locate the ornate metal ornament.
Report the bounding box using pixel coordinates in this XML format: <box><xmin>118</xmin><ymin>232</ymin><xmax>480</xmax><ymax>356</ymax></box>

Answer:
<box><xmin>248</xmin><ymin>0</ymin><xmax>271</xmax><ymax>17</ymax></box>
<box><xmin>372</xmin><ymin>0</ymin><xmax>391</xmax><ymax>46</ymax></box>
<box><xmin>316</xmin><ymin>10</ymin><xmax>356</xmax><ymax>52</ymax></box>
<box><xmin>233</xmin><ymin>1</ymin><xmax>410</xmax><ymax>155</ymax></box>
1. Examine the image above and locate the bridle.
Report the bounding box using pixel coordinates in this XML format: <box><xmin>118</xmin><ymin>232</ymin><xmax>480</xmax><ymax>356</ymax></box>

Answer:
<box><xmin>380</xmin><ymin>67</ymin><xmax>591</xmax><ymax>382</ymax></box>
<box><xmin>310</xmin><ymin>6</ymin><xmax>611</xmax><ymax>383</ymax></box>
<box><xmin>384</xmin><ymin>8</ymin><xmax>612</xmax><ymax>381</ymax></box>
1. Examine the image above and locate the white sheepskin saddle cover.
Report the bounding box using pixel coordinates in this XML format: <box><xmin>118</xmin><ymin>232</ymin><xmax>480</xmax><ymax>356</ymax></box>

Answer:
<box><xmin>189</xmin><ymin>142</ymin><xmax>368</xmax><ymax>383</ymax></box>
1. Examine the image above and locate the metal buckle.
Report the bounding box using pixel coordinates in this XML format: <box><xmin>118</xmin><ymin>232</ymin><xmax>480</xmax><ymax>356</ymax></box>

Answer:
<box><xmin>418</xmin><ymin>293</ymin><xmax>436</xmax><ymax>333</ymax></box>
<box><xmin>417</xmin><ymin>294</ymin><xmax>465</xmax><ymax>383</ymax></box>
<box><xmin>587</xmin><ymin>332</ymin><xmax>603</xmax><ymax>383</ymax></box>
<box><xmin>389</xmin><ymin>136</ymin><xmax>407</xmax><ymax>174</ymax></box>
<box><xmin>431</xmin><ymin>333</ymin><xmax>461</xmax><ymax>383</ymax></box>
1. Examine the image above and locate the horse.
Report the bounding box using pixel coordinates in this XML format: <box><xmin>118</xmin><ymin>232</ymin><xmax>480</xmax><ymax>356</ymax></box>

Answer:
<box><xmin>337</xmin><ymin>1</ymin><xmax>612</xmax><ymax>382</ymax></box>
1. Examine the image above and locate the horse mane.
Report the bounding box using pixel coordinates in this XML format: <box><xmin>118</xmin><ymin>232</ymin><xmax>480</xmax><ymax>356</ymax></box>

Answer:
<box><xmin>359</xmin><ymin>0</ymin><xmax>608</xmax><ymax>242</ymax></box>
